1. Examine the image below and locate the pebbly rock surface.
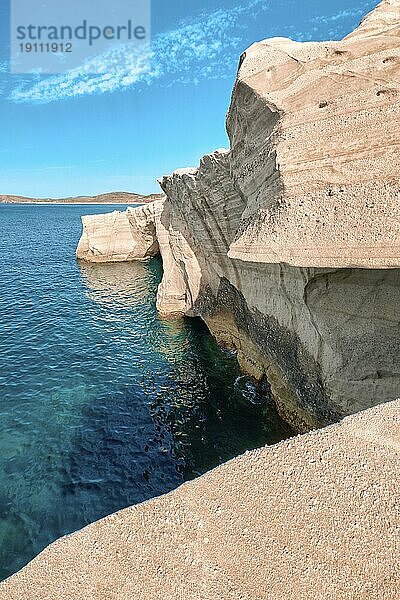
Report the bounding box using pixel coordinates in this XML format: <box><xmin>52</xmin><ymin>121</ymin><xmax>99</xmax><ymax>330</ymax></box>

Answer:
<box><xmin>1</xmin><ymin>399</ymin><xmax>399</xmax><ymax>599</ymax></box>
<box><xmin>227</xmin><ymin>0</ymin><xmax>400</xmax><ymax>268</ymax></box>
<box><xmin>76</xmin><ymin>0</ymin><xmax>400</xmax><ymax>430</ymax></box>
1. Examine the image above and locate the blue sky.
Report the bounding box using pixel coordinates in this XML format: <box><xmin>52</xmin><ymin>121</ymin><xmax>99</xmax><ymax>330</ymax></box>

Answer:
<box><xmin>0</xmin><ymin>0</ymin><xmax>377</xmax><ymax>198</ymax></box>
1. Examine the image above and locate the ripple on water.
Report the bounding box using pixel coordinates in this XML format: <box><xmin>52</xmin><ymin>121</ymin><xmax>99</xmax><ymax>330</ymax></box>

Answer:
<box><xmin>0</xmin><ymin>204</ymin><xmax>293</xmax><ymax>579</ymax></box>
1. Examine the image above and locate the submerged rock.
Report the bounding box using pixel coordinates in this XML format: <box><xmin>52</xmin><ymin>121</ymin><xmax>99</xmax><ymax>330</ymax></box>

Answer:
<box><xmin>2</xmin><ymin>399</ymin><xmax>399</xmax><ymax>598</ymax></box>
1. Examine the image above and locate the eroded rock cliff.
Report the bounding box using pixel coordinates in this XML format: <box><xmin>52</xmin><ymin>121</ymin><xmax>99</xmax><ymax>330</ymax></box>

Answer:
<box><xmin>76</xmin><ymin>0</ymin><xmax>400</xmax><ymax>431</ymax></box>
<box><xmin>76</xmin><ymin>202</ymin><xmax>162</xmax><ymax>262</ymax></box>
<box><xmin>3</xmin><ymin>2</ymin><xmax>398</xmax><ymax>597</ymax></box>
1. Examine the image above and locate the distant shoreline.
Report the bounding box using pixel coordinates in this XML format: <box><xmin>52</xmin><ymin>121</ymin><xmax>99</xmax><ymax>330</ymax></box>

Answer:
<box><xmin>1</xmin><ymin>202</ymin><xmax>142</xmax><ymax>206</ymax></box>
<box><xmin>0</xmin><ymin>192</ymin><xmax>163</xmax><ymax>205</ymax></box>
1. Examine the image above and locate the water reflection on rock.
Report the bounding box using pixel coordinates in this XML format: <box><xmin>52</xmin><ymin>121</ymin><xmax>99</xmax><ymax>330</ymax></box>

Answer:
<box><xmin>78</xmin><ymin>256</ymin><xmax>294</xmax><ymax>484</ymax></box>
<box><xmin>151</xmin><ymin>317</ymin><xmax>192</xmax><ymax>363</ymax></box>
<box><xmin>78</xmin><ymin>260</ymin><xmax>153</xmax><ymax>308</ymax></box>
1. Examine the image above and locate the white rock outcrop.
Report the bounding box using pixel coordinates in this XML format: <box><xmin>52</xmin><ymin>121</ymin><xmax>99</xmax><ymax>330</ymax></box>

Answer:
<box><xmin>76</xmin><ymin>202</ymin><xmax>162</xmax><ymax>262</ymax></box>
<box><xmin>226</xmin><ymin>4</ymin><xmax>400</xmax><ymax>268</ymax></box>
<box><xmin>76</xmin><ymin>0</ymin><xmax>400</xmax><ymax>431</ymax></box>
<box><xmin>3</xmin><ymin>2</ymin><xmax>399</xmax><ymax>597</ymax></box>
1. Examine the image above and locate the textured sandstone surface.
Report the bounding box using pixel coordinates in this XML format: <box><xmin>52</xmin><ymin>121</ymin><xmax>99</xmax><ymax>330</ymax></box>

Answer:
<box><xmin>157</xmin><ymin>0</ymin><xmax>400</xmax><ymax>428</ymax></box>
<box><xmin>76</xmin><ymin>202</ymin><xmax>163</xmax><ymax>262</ymax></box>
<box><xmin>5</xmin><ymin>4</ymin><xmax>398</xmax><ymax>595</ymax></box>
<box><xmin>154</xmin><ymin>198</ymin><xmax>202</xmax><ymax>317</ymax></box>
<box><xmin>1</xmin><ymin>399</ymin><xmax>399</xmax><ymax>599</ymax></box>
<box><xmin>227</xmin><ymin>0</ymin><xmax>400</xmax><ymax>268</ymax></box>
<box><xmin>76</xmin><ymin>0</ymin><xmax>400</xmax><ymax>430</ymax></box>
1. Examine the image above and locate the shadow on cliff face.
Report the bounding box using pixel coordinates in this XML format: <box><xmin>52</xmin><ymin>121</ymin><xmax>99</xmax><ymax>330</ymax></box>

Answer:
<box><xmin>193</xmin><ymin>268</ymin><xmax>400</xmax><ymax>432</ymax></box>
<box><xmin>303</xmin><ymin>267</ymin><xmax>400</xmax><ymax>415</ymax></box>
<box><xmin>147</xmin><ymin>316</ymin><xmax>294</xmax><ymax>479</ymax></box>
<box><xmin>58</xmin><ymin>259</ymin><xmax>294</xmax><ymax>523</ymax></box>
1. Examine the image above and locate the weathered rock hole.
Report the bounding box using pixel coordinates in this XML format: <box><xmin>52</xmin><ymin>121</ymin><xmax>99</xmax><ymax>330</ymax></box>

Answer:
<box><xmin>382</xmin><ymin>56</ymin><xmax>398</xmax><ymax>63</ymax></box>
<box><xmin>376</xmin><ymin>88</ymin><xmax>396</xmax><ymax>96</ymax></box>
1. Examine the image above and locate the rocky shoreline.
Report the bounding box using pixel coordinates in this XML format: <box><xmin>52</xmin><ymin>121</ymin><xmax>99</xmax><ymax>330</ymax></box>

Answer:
<box><xmin>76</xmin><ymin>0</ymin><xmax>400</xmax><ymax>432</ymax></box>
<box><xmin>2</xmin><ymin>0</ymin><xmax>399</xmax><ymax>596</ymax></box>
<box><xmin>1</xmin><ymin>400</ymin><xmax>399</xmax><ymax>599</ymax></box>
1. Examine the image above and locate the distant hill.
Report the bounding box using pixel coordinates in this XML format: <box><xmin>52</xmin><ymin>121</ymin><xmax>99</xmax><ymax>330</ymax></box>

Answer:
<box><xmin>0</xmin><ymin>192</ymin><xmax>164</xmax><ymax>204</ymax></box>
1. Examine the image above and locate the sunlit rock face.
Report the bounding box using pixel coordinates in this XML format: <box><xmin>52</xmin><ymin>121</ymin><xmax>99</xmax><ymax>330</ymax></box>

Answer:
<box><xmin>76</xmin><ymin>202</ymin><xmax>162</xmax><ymax>263</ymax></box>
<box><xmin>154</xmin><ymin>196</ymin><xmax>202</xmax><ymax>317</ymax></box>
<box><xmin>227</xmin><ymin>25</ymin><xmax>400</xmax><ymax>268</ymax></box>
<box><xmin>76</xmin><ymin>0</ymin><xmax>400</xmax><ymax>430</ymax></box>
<box><xmin>155</xmin><ymin>0</ymin><xmax>400</xmax><ymax>430</ymax></box>
<box><xmin>158</xmin><ymin>164</ymin><xmax>400</xmax><ymax>430</ymax></box>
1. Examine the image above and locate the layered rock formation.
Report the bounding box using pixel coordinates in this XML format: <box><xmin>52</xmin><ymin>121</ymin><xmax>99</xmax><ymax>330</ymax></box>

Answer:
<box><xmin>76</xmin><ymin>202</ymin><xmax>162</xmax><ymax>262</ymax></box>
<box><xmin>226</xmin><ymin>1</ymin><xmax>400</xmax><ymax>268</ymax></box>
<box><xmin>2</xmin><ymin>399</ymin><xmax>399</xmax><ymax>599</ymax></box>
<box><xmin>76</xmin><ymin>0</ymin><xmax>400</xmax><ymax>431</ymax></box>
<box><xmin>1</xmin><ymin>1</ymin><xmax>398</xmax><ymax>597</ymax></box>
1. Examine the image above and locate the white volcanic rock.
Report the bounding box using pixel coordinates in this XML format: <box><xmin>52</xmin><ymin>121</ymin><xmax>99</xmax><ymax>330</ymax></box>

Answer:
<box><xmin>154</xmin><ymin>200</ymin><xmax>202</xmax><ymax>317</ymax></box>
<box><xmin>76</xmin><ymin>202</ymin><xmax>162</xmax><ymax>262</ymax></box>
<box><xmin>76</xmin><ymin>0</ymin><xmax>400</xmax><ymax>430</ymax></box>
<box><xmin>226</xmin><ymin>0</ymin><xmax>400</xmax><ymax>267</ymax></box>
<box><xmin>155</xmin><ymin>0</ymin><xmax>400</xmax><ymax>428</ymax></box>
<box><xmin>8</xmin><ymin>3</ymin><xmax>399</xmax><ymax>597</ymax></box>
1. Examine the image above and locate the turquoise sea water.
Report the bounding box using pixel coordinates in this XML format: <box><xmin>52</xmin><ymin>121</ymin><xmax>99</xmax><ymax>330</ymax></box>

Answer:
<box><xmin>0</xmin><ymin>203</ymin><xmax>292</xmax><ymax>580</ymax></box>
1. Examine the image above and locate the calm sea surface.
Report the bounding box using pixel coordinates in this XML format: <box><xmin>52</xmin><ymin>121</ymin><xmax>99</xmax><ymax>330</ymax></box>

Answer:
<box><xmin>0</xmin><ymin>203</ymin><xmax>292</xmax><ymax>579</ymax></box>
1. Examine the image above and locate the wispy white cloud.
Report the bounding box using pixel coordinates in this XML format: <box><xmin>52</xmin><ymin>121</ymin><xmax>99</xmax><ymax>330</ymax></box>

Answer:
<box><xmin>0</xmin><ymin>63</ymin><xmax>7</xmax><ymax>95</ymax></box>
<box><xmin>6</xmin><ymin>0</ymin><xmax>377</xmax><ymax>104</ymax></box>
<box><xmin>10</xmin><ymin>0</ymin><xmax>270</xmax><ymax>103</ymax></box>
<box><xmin>306</xmin><ymin>1</ymin><xmax>377</xmax><ymax>42</ymax></box>
<box><xmin>273</xmin><ymin>1</ymin><xmax>376</xmax><ymax>43</ymax></box>
<box><xmin>312</xmin><ymin>9</ymin><xmax>360</xmax><ymax>23</ymax></box>
<box><xmin>311</xmin><ymin>1</ymin><xmax>375</xmax><ymax>25</ymax></box>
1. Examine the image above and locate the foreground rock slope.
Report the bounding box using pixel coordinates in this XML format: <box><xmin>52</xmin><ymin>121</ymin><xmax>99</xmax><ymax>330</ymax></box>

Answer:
<box><xmin>76</xmin><ymin>0</ymin><xmax>400</xmax><ymax>432</ymax></box>
<box><xmin>1</xmin><ymin>399</ymin><xmax>399</xmax><ymax>599</ymax></box>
